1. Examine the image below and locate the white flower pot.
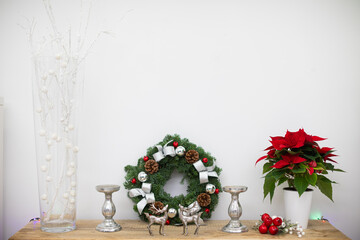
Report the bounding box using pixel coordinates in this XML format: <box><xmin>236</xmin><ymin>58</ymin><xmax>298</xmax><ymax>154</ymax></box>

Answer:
<box><xmin>283</xmin><ymin>187</ymin><xmax>313</xmax><ymax>229</ymax></box>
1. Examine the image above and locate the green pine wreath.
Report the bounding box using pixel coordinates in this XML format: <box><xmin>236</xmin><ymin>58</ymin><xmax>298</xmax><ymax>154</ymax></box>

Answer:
<box><xmin>124</xmin><ymin>134</ymin><xmax>222</xmax><ymax>225</ymax></box>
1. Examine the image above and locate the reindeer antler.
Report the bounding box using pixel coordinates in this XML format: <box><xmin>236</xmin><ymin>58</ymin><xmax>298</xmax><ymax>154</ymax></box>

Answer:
<box><xmin>149</xmin><ymin>203</ymin><xmax>162</xmax><ymax>215</ymax></box>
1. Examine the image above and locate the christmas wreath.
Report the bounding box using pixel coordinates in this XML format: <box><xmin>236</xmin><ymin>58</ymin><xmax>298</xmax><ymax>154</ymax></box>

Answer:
<box><xmin>124</xmin><ymin>134</ymin><xmax>222</xmax><ymax>225</ymax></box>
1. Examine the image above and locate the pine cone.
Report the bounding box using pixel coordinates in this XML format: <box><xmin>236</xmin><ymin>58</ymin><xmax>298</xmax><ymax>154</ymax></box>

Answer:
<box><xmin>185</xmin><ymin>150</ymin><xmax>199</xmax><ymax>164</ymax></box>
<box><xmin>197</xmin><ymin>193</ymin><xmax>211</xmax><ymax>207</ymax></box>
<box><xmin>150</xmin><ymin>201</ymin><xmax>164</xmax><ymax>215</ymax></box>
<box><xmin>144</xmin><ymin>159</ymin><xmax>159</xmax><ymax>174</ymax></box>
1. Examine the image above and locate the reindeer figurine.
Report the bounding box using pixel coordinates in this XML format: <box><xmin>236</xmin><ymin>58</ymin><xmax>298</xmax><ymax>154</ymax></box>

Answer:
<box><xmin>144</xmin><ymin>204</ymin><xmax>169</xmax><ymax>236</ymax></box>
<box><xmin>178</xmin><ymin>204</ymin><xmax>203</xmax><ymax>235</ymax></box>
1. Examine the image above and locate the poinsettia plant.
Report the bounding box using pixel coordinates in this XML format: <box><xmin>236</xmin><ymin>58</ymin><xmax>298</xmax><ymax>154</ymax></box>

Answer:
<box><xmin>256</xmin><ymin>129</ymin><xmax>344</xmax><ymax>202</ymax></box>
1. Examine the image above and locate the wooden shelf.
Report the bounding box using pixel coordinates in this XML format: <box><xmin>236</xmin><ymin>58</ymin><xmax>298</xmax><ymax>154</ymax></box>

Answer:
<box><xmin>9</xmin><ymin>220</ymin><xmax>350</xmax><ymax>240</ymax></box>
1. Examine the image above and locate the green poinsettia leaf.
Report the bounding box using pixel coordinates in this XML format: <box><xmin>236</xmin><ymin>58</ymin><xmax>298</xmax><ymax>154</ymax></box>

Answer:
<box><xmin>263</xmin><ymin>162</ymin><xmax>273</xmax><ymax>174</ymax></box>
<box><xmin>263</xmin><ymin>176</ymin><xmax>276</xmax><ymax>202</ymax></box>
<box><xmin>294</xmin><ymin>176</ymin><xmax>309</xmax><ymax>196</ymax></box>
<box><xmin>301</xmin><ymin>153</ymin><xmax>317</xmax><ymax>161</ymax></box>
<box><xmin>316</xmin><ymin>162</ymin><xmax>326</xmax><ymax>168</ymax></box>
<box><xmin>316</xmin><ymin>175</ymin><xmax>333</xmax><ymax>201</ymax></box>
<box><xmin>277</xmin><ymin>176</ymin><xmax>288</xmax><ymax>186</ymax></box>
<box><xmin>305</xmin><ymin>173</ymin><xmax>317</xmax><ymax>186</ymax></box>
<box><xmin>324</xmin><ymin>163</ymin><xmax>334</xmax><ymax>170</ymax></box>
<box><xmin>332</xmin><ymin>169</ymin><xmax>346</xmax><ymax>172</ymax></box>
<box><xmin>271</xmin><ymin>170</ymin><xmax>286</xmax><ymax>180</ymax></box>
<box><xmin>292</xmin><ymin>166</ymin><xmax>306</xmax><ymax>173</ymax></box>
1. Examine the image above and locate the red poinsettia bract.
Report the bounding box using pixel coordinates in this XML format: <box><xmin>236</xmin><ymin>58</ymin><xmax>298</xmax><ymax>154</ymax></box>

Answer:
<box><xmin>271</xmin><ymin>154</ymin><xmax>306</xmax><ymax>169</ymax></box>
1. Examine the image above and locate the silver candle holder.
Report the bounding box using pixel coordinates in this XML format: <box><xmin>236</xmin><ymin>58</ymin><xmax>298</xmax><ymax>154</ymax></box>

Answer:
<box><xmin>96</xmin><ymin>184</ymin><xmax>122</xmax><ymax>232</ymax></box>
<box><xmin>222</xmin><ymin>185</ymin><xmax>248</xmax><ymax>233</ymax></box>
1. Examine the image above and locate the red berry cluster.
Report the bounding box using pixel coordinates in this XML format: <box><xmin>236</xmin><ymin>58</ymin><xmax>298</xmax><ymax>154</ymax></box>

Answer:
<box><xmin>258</xmin><ymin>213</ymin><xmax>282</xmax><ymax>235</ymax></box>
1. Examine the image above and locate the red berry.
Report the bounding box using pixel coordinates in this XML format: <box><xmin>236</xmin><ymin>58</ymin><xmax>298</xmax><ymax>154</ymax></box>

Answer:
<box><xmin>268</xmin><ymin>225</ymin><xmax>278</xmax><ymax>235</ymax></box>
<box><xmin>131</xmin><ymin>178</ymin><xmax>136</xmax><ymax>184</ymax></box>
<box><xmin>173</xmin><ymin>141</ymin><xmax>179</xmax><ymax>148</ymax></box>
<box><xmin>273</xmin><ymin>217</ymin><xmax>282</xmax><ymax>226</ymax></box>
<box><xmin>143</xmin><ymin>156</ymin><xmax>149</xmax><ymax>161</ymax></box>
<box><xmin>214</xmin><ymin>188</ymin><xmax>219</xmax><ymax>194</ymax></box>
<box><xmin>261</xmin><ymin>213</ymin><xmax>270</xmax><ymax>222</ymax></box>
<box><xmin>202</xmin><ymin>158</ymin><xmax>208</xmax><ymax>163</ymax></box>
<box><xmin>205</xmin><ymin>208</ymin><xmax>210</xmax><ymax>213</ymax></box>
<box><xmin>166</xmin><ymin>220</ymin><xmax>170</xmax><ymax>225</ymax></box>
<box><xmin>263</xmin><ymin>216</ymin><xmax>272</xmax><ymax>227</ymax></box>
<box><xmin>258</xmin><ymin>224</ymin><xmax>268</xmax><ymax>234</ymax></box>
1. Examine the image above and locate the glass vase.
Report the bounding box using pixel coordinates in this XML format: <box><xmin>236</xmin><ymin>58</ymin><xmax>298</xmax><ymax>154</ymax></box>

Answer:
<box><xmin>32</xmin><ymin>55</ymin><xmax>83</xmax><ymax>233</ymax></box>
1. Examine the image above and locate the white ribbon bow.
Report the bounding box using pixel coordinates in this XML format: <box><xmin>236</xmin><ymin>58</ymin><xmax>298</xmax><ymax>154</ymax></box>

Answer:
<box><xmin>129</xmin><ymin>183</ymin><xmax>155</xmax><ymax>214</ymax></box>
<box><xmin>193</xmin><ymin>160</ymin><xmax>219</xmax><ymax>184</ymax></box>
<box><xmin>152</xmin><ymin>140</ymin><xmax>176</xmax><ymax>162</ymax></box>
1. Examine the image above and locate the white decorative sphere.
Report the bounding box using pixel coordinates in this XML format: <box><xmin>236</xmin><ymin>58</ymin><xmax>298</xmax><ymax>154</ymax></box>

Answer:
<box><xmin>47</xmin><ymin>140</ymin><xmax>52</xmax><ymax>146</ymax></box>
<box><xmin>302</xmin><ymin>232</ymin><xmax>305</xmax><ymax>236</ymax></box>
<box><xmin>68</xmin><ymin>124</ymin><xmax>74</xmax><ymax>130</ymax></box>
<box><xmin>66</xmin><ymin>143</ymin><xmax>72</xmax><ymax>149</ymax></box>
<box><xmin>48</xmin><ymin>69</ymin><xmax>55</xmax><ymax>75</ymax></box>
<box><xmin>168</xmin><ymin>208</ymin><xmax>177</xmax><ymax>218</ymax></box>
<box><xmin>41</xmin><ymin>86</ymin><xmax>48</xmax><ymax>93</ymax></box>
<box><xmin>56</xmin><ymin>136</ymin><xmax>62</xmax><ymax>142</ymax></box>
<box><xmin>71</xmin><ymin>181</ymin><xmax>77</xmax><ymax>187</ymax></box>
<box><xmin>73</xmin><ymin>146</ymin><xmax>79</xmax><ymax>153</ymax></box>
<box><xmin>45</xmin><ymin>154</ymin><xmax>52</xmax><ymax>161</ymax></box>
<box><xmin>39</xmin><ymin>129</ymin><xmax>46</xmax><ymax>137</ymax></box>
<box><xmin>138</xmin><ymin>171</ymin><xmax>148</xmax><ymax>183</ymax></box>
<box><xmin>41</xmin><ymin>194</ymin><xmax>47</xmax><ymax>200</ymax></box>
<box><xmin>206</xmin><ymin>183</ymin><xmax>216</xmax><ymax>194</ymax></box>
<box><xmin>41</xmin><ymin>75</ymin><xmax>47</xmax><ymax>80</ymax></box>
<box><xmin>63</xmin><ymin>193</ymin><xmax>69</xmax><ymax>199</ymax></box>
<box><xmin>46</xmin><ymin>176</ymin><xmax>53</xmax><ymax>182</ymax></box>
<box><xmin>41</xmin><ymin>165</ymin><xmax>48</xmax><ymax>172</ymax></box>
<box><xmin>61</xmin><ymin>62</ymin><xmax>67</xmax><ymax>68</ymax></box>
<box><xmin>69</xmin><ymin>162</ymin><xmax>76</xmax><ymax>168</ymax></box>
<box><xmin>175</xmin><ymin>146</ymin><xmax>186</xmax><ymax>156</ymax></box>
<box><xmin>70</xmin><ymin>190</ymin><xmax>76</xmax><ymax>196</ymax></box>
<box><xmin>36</xmin><ymin>108</ymin><xmax>42</xmax><ymax>113</ymax></box>
<box><xmin>55</xmin><ymin>53</ymin><xmax>62</xmax><ymax>60</ymax></box>
<box><xmin>66</xmin><ymin>169</ymin><xmax>74</xmax><ymax>177</ymax></box>
<box><xmin>51</xmin><ymin>133</ymin><xmax>57</xmax><ymax>140</ymax></box>
<box><xmin>70</xmin><ymin>198</ymin><xmax>75</xmax><ymax>204</ymax></box>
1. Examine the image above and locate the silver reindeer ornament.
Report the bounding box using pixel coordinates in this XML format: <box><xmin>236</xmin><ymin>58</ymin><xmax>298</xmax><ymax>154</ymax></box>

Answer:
<box><xmin>144</xmin><ymin>204</ymin><xmax>169</xmax><ymax>236</ymax></box>
<box><xmin>178</xmin><ymin>204</ymin><xmax>203</xmax><ymax>235</ymax></box>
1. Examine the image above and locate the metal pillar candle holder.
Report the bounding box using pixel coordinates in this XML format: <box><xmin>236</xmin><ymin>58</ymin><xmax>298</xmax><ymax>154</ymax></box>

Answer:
<box><xmin>96</xmin><ymin>185</ymin><xmax>122</xmax><ymax>232</ymax></box>
<box><xmin>222</xmin><ymin>186</ymin><xmax>248</xmax><ymax>233</ymax></box>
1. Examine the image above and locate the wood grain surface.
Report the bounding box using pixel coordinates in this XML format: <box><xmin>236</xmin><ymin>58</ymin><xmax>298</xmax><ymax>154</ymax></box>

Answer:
<box><xmin>9</xmin><ymin>220</ymin><xmax>350</xmax><ymax>240</ymax></box>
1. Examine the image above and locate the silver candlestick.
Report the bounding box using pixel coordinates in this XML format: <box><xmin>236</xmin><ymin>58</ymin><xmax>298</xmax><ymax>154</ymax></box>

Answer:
<box><xmin>222</xmin><ymin>185</ymin><xmax>248</xmax><ymax>233</ymax></box>
<box><xmin>96</xmin><ymin>184</ymin><xmax>122</xmax><ymax>232</ymax></box>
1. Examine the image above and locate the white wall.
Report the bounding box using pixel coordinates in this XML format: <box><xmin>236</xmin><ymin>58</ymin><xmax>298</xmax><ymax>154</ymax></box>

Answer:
<box><xmin>1</xmin><ymin>0</ymin><xmax>360</xmax><ymax>239</ymax></box>
<box><xmin>0</xmin><ymin>97</ymin><xmax>4</xmax><ymax>240</ymax></box>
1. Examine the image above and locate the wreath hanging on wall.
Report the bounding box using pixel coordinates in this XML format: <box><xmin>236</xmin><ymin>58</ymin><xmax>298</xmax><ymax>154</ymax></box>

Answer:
<box><xmin>124</xmin><ymin>134</ymin><xmax>222</xmax><ymax>225</ymax></box>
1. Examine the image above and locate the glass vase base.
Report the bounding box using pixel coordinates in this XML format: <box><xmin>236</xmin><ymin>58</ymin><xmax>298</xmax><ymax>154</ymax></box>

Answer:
<box><xmin>222</xmin><ymin>220</ymin><xmax>248</xmax><ymax>233</ymax></box>
<box><xmin>40</xmin><ymin>220</ymin><xmax>76</xmax><ymax>233</ymax></box>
